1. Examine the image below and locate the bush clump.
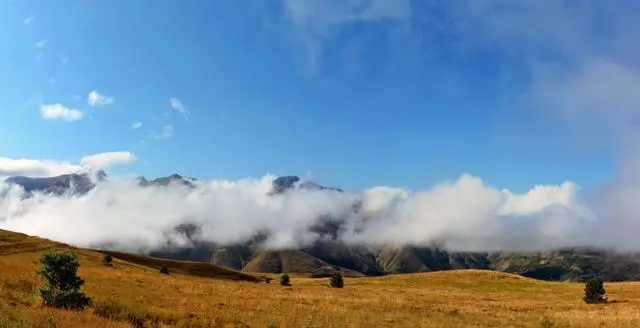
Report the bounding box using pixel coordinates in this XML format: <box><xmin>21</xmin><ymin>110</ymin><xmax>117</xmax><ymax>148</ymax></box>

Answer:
<box><xmin>280</xmin><ymin>274</ymin><xmax>291</xmax><ymax>286</ymax></box>
<box><xmin>37</xmin><ymin>250</ymin><xmax>91</xmax><ymax>310</ymax></box>
<box><xmin>584</xmin><ymin>277</ymin><xmax>607</xmax><ymax>304</ymax></box>
<box><xmin>103</xmin><ymin>254</ymin><xmax>113</xmax><ymax>267</ymax></box>
<box><xmin>329</xmin><ymin>272</ymin><xmax>344</xmax><ymax>288</ymax></box>
<box><xmin>159</xmin><ymin>266</ymin><xmax>170</xmax><ymax>274</ymax></box>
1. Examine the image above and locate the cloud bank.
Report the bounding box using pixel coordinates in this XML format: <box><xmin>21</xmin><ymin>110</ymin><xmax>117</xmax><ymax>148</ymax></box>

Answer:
<box><xmin>0</xmin><ymin>172</ymin><xmax>599</xmax><ymax>253</ymax></box>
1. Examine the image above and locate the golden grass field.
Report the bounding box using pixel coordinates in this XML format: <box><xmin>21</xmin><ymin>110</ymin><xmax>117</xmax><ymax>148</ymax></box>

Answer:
<box><xmin>1</xmin><ymin>229</ymin><xmax>640</xmax><ymax>328</ymax></box>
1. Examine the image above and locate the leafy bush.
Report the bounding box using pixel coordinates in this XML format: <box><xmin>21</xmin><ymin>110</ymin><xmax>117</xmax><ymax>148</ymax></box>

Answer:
<box><xmin>37</xmin><ymin>250</ymin><xmax>91</xmax><ymax>310</ymax></box>
<box><xmin>280</xmin><ymin>274</ymin><xmax>290</xmax><ymax>286</ymax></box>
<box><xmin>103</xmin><ymin>254</ymin><xmax>113</xmax><ymax>267</ymax></box>
<box><xmin>583</xmin><ymin>277</ymin><xmax>607</xmax><ymax>304</ymax></box>
<box><xmin>329</xmin><ymin>272</ymin><xmax>344</xmax><ymax>288</ymax></box>
<box><xmin>159</xmin><ymin>266</ymin><xmax>170</xmax><ymax>274</ymax></box>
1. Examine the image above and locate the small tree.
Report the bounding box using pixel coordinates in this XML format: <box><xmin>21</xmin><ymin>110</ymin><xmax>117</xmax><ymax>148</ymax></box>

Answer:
<box><xmin>329</xmin><ymin>272</ymin><xmax>344</xmax><ymax>288</ymax></box>
<box><xmin>37</xmin><ymin>250</ymin><xmax>91</xmax><ymax>310</ymax></box>
<box><xmin>280</xmin><ymin>274</ymin><xmax>291</xmax><ymax>286</ymax></box>
<box><xmin>159</xmin><ymin>266</ymin><xmax>170</xmax><ymax>274</ymax></box>
<box><xmin>584</xmin><ymin>277</ymin><xmax>607</xmax><ymax>304</ymax></box>
<box><xmin>102</xmin><ymin>255</ymin><xmax>113</xmax><ymax>267</ymax></box>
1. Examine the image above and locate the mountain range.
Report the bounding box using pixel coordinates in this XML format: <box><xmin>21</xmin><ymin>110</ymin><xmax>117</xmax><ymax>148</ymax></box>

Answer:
<box><xmin>5</xmin><ymin>172</ymin><xmax>640</xmax><ymax>282</ymax></box>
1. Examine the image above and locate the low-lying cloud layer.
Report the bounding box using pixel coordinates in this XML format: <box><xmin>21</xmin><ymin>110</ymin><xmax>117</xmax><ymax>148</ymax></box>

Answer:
<box><xmin>0</xmin><ymin>172</ymin><xmax>614</xmax><ymax>253</ymax></box>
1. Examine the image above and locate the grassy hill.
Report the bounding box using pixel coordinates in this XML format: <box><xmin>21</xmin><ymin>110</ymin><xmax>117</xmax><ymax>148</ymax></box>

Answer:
<box><xmin>1</xmin><ymin>230</ymin><xmax>640</xmax><ymax>327</ymax></box>
<box><xmin>96</xmin><ymin>250</ymin><xmax>265</xmax><ymax>282</ymax></box>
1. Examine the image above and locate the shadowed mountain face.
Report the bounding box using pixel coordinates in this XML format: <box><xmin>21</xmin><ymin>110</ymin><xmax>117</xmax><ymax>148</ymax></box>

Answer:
<box><xmin>4</xmin><ymin>171</ymin><xmax>194</xmax><ymax>196</ymax></box>
<box><xmin>4</xmin><ymin>170</ymin><xmax>107</xmax><ymax>196</ymax></box>
<box><xmin>138</xmin><ymin>173</ymin><xmax>197</xmax><ymax>188</ymax></box>
<box><xmin>268</xmin><ymin>176</ymin><xmax>343</xmax><ymax>195</ymax></box>
<box><xmin>5</xmin><ymin>172</ymin><xmax>640</xmax><ymax>281</ymax></box>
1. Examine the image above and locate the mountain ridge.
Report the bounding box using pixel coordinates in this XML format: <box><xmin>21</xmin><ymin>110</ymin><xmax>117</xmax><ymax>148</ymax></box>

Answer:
<box><xmin>4</xmin><ymin>172</ymin><xmax>640</xmax><ymax>282</ymax></box>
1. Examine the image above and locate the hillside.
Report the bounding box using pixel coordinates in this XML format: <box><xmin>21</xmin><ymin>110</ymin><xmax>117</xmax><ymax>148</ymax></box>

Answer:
<box><xmin>1</xmin><ymin>229</ymin><xmax>640</xmax><ymax>327</ymax></box>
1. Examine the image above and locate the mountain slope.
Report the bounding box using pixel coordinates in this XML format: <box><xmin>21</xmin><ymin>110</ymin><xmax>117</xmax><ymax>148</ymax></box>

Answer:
<box><xmin>242</xmin><ymin>249</ymin><xmax>365</xmax><ymax>277</ymax></box>
<box><xmin>377</xmin><ymin>245</ymin><xmax>491</xmax><ymax>274</ymax></box>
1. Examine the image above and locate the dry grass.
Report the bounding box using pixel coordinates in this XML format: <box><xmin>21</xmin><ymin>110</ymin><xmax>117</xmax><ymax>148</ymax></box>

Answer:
<box><xmin>95</xmin><ymin>250</ymin><xmax>265</xmax><ymax>282</ymax></box>
<box><xmin>1</xmin><ymin>230</ymin><xmax>640</xmax><ymax>327</ymax></box>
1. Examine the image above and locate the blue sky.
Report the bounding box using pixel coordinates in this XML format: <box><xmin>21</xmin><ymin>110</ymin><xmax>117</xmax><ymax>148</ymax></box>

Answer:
<box><xmin>2</xmin><ymin>0</ymin><xmax>638</xmax><ymax>192</ymax></box>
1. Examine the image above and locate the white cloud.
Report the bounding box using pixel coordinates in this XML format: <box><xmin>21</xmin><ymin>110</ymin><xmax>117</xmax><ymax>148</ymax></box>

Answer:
<box><xmin>0</xmin><ymin>151</ymin><xmax>136</xmax><ymax>178</ymax></box>
<box><xmin>80</xmin><ymin>152</ymin><xmax>136</xmax><ymax>169</ymax></box>
<box><xmin>87</xmin><ymin>90</ymin><xmax>115</xmax><ymax>107</ymax></box>
<box><xmin>35</xmin><ymin>39</ymin><xmax>47</xmax><ymax>48</ymax></box>
<box><xmin>0</xmin><ymin>158</ymin><xmax>80</xmax><ymax>178</ymax></box>
<box><xmin>130</xmin><ymin>122</ymin><xmax>143</xmax><ymax>130</ymax></box>
<box><xmin>24</xmin><ymin>16</ymin><xmax>34</xmax><ymax>25</ymax></box>
<box><xmin>40</xmin><ymin>104</ymin><xmax>84</xmax><ymax>122</ymax></box>
<box><xmin>0</xmin><ymin>172</ymin><xmax>604</xmax><ymax>253</ymax></box>
<box><xmin>60</xmin><ymin>57</ymin><xmax>70</xmax><ymax>65</ymax></box>
<box><xmin>169</xmin><ymin>98</ymin><xmax>190</xmax><ymax>119</ymax></box>
<box><xmin>151</xmin><ymin>125</ymin><xmax>173</xmax><ymax>140</ymax></box>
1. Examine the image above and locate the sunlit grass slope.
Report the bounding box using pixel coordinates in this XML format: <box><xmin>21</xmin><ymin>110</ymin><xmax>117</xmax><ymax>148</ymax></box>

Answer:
<box><xmin>2</xmin><ymin>229</ymin><xmax>640</xmax><ymax>327</ymax></box>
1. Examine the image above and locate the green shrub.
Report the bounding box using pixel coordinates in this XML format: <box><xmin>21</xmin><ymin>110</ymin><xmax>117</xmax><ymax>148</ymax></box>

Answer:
<box><xmin>159</xmin><ymin>266</ymin><xmax>170</xmax><ymax>274</ymax></box>
<box><xmin>37</xmin><ymin>250</ymin><xmax>91</xmax><ymax>310</ymax></box>
<box><xmin>279</xmin><ymin>274</ymin><xmax>290</xmax><ymax>286</ymax></box>
<box><xmin>103</xmin><ymin>255</ymin><xmax>113</xmax><ymax>267</ymax></box>
<box><xmin>583</xmin><ymin>277</ymin><xmax>607</xmax><ymax>304</ymax></box>
<box><xmin>329</xmin><ymin>272</ymin><xmax>344</xmax><ymax>288</ymax></box>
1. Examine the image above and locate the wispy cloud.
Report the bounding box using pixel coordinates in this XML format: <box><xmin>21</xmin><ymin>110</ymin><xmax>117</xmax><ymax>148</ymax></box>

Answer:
<box><xmin>80</xmin><ymin>151</ymin><xmax>136</xmax><ymax>169</ymax></box>
<box><xmin>21</xmin><ymin>94</ymin><xmax>43</xmax><ymax>112</ymax></box>
<box><xmin>281</xmin><ymin>0</ymin><xmax>412</xmax><ymax>72</ymax></box>
<box><xmin>40</xmin><ymin>104</ymin><xmax>84</xmax><ymax>122</ymax></box>
<box><xmin>35</xmin><ymin>39</ymin><xmax>47</xmax><ymax>48</ymax></box>
<box><xmin>130</xmin><ymin>122</ymin><xmax>143</xmax><ymax>130</ymax></box>
<box><xmin>60</xmin><ymin>56</ymin><xmax>70</xmax><ymax>65</ymax></box>
<box><xmin>0</xmin><ymin>151</ymin><xmax>136</xmax><ymax>178</ymax></box>
<box><xmin>0</xmin><ymin>158</ymin><xmax>78</xmax><ymax>178</ymax></box>
<box><xmin>151</xmin><ymin>125</ymin><xmax>174</xmax><ymax>140</ymax></box>
<box><xmin>169</xmin><ymin>98</ymin><xmax>190</xmax><ymax>120</ymax></box>
<box><xmin>23</xmin><ymin>16</ymin><xmax>34</xmax><ymax>25</ymax></box>
<box><xmin>87</xmin><ymin>90</ymin><xmax>115</xmax><ymax>107</ymax></box>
